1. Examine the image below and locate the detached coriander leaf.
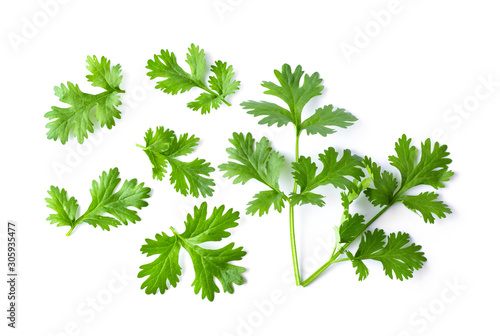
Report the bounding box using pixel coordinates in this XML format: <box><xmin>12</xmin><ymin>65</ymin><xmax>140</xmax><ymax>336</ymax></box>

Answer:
<box><xmin>146</xmin><ymin>44</ymin><xmax>239</xmax><ymax>113</ymax></box>
<box><xmin>219</xmin><ymin>132</ymin><xmax>284</xmax><ymax>190</ymax></box>
<box><xmin>363</xmin><ymin>157</ymin><xmax>398</xmax><ymax>207</ymax></box>
<box><xmin>300</xmin><ymin>105</ymin><xmax>357</xmax><ymax>136</ymax></box>
<box><xmin>138</xmin><ymin>202</ymin><xmax>246</xmax><ymax>301</ymax></box>
<box><xmin>242</xmin><ymin>64</ymin><xmax>323</xmax><ymax>128</ymax></box>
<box><xmin>294</xmin><ymin>148</ymin><xmax>364</xmax><ymax>193</ymax></box>
<box><xmin>138</xmin><ymin>233</ymin><xmax>182</xmax><ymax>294</ymax></box>
<box><xmin>186</xmin><ymin>44</ymin><xmax>206</xmax><ymax>81</ymax></box>
<box><xmin>45</xmin><ymin>56</ymin><xmax>124</xmax><ymax>144</ymax></box>
<box><xmin>146</xmin><ymin>49</ymin><xmax>197</xmax><ymax>94</ymax></box>
<box><xmin>389</xmin><ymin>135</ymin><xmax>453</xmax><ymax>191</ymax></box>
<box><xmin>82</xmin><ymin>168</ymin><xmax>151</xmax><ymax>231</ymax></box>
<box><xmin>139</xmin><ymin>126</ymin><xmax>215</xmax><ymax>198</ymax></box>
<box><xmin>348</xmin><ymin>229</ymin><xmax>426</xmax><ymax>281</ymax></box>
<box><xmin>339</xmin><ymin>213</ymin><xmax>365</xmax><ymax>244</ymax></box>
<box><xmin>45</xmin><ymin>186</ymin><xmax>79</xmax><ymax>229</ymax></box>
<box><xmin>400</xmin><ymin>192</ymin><xmax>452</xmax><ymax>224</ymax></box>
<box><xmin>187</xmin><ymin>92</ymin><xmax>224</xmax><ymax>115</ymax></box>
<box><xmin>247</xmin><ymin>190</ymin><xmax>287</xmax><ymax>216</ymax></box>
<box><xmin>45</xmin><ymin>168</ymin><xmax>150</xmax><ymax>236</ymax></box>
<box><xmin>208</xmin><ymin>61</ymin><xmax>240</xmax><ymax>97</ymax></box>
<box><xmin>168</xmin><ymin>158</ymin><xmax>216</xmax><ymax>198</ymax></box>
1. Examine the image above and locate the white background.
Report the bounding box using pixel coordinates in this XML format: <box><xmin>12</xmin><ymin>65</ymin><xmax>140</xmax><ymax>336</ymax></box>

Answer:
<box><xmin>1</xmin><ymin>0</ymin><xmax>499</xmax><ymax>335</ymax></box>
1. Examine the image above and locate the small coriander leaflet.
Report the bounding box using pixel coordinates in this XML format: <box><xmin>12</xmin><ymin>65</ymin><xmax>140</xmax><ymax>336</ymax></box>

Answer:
<box><xmin>45</xmin><ymin>168</ymin><xmax>151</xmax><ymax>236</ymax></box>
<box><xmin>146</xmin><ymin>44</ymin><xmax>240</xmax><ymax>114</ymax></box>
<box><xmin>138</xmin><ymin>126</ymin><xmax>215</xmax><ymax>198</ymax></box>
<box><xmin>45</xmin><ymin>56</ymin><xmax>125</xmax><ymax>144</ymax></box>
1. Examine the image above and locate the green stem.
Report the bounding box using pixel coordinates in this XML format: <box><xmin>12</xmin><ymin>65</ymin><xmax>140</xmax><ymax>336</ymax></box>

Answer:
<box><xmin>198</xmin><ymin>83</ymin><xmax>231</xmax><ymax>106</ymax></box>
<box><xmin>301</xmin><ymin>204</ymin><xmax>392</xmax><ymax>287</ymax></box>
<box><xmin>289</xmin><ymin>130</ymin><xmax>301</xmax><ymax>286</ymax></box>
<box><xmin>66</xmin><ymin>226</ymin><xmax>76</xmax><ymax>236</ymax></box>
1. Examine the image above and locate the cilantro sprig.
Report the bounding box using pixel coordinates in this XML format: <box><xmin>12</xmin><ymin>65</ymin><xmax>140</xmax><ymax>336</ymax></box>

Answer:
<box><xmin>146</xmin><ymin>44</ymin><xmax>240</xmax><ymax>114</ymax></box>
<box><xmin>45</xmin><ymin>168</ymin><xmax>151</xmax><ymax>236</ymax></box>
<box><xmin>221</xmin><ymin>64</ymin><xmax>453</xmax><ymax>287</ymax></box>
<box><xmin>137</xmin><ymin>126</ymin><xmax>216</xmax><ymax>198</ymax></box>
<box><xmin>221</xmin><ymin>64</ymin><xmax>361</xmax><ymax>285</ymax></box>
<box><xmin>301</xmin><ymin>135</ymin><xmax>453</xmax><ymax>285</ymax></box>
<box><xmin>45</xmin><ymin>56</ymin><xmax>125</xmax><ymax>144</ymax></box>
<box><xmin>138</xmin><ymin>202</ymin><xmax>246</xmax><ymax>301</ymax></box>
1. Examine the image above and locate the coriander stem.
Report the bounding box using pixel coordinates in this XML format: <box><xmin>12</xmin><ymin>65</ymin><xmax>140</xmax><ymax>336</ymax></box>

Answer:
<box><xmin>136</xmin><ymin>144</ymin><xmax>146</xmax><ymax>149</ymax></box>
<box><xmin>66</xmin><ymin>226</ymin><xmax>75</xmax><ymax>236</ymax></box>
<box><xmin>301</xmin><ymin>204</ymin><xmax>392</xmax><ymax>287</ymax></box>
<box><xmin>199</xmin><ymin>83</ymin><xmax>231</xmax><ymax>107</ymax></box>
<box><xmin>289</xmin><ymin>130</ymin><xmax>301</xmax><ymax>286</ymax></box>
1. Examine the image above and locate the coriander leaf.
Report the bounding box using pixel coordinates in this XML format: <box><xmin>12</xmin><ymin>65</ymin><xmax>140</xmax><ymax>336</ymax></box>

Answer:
<box><xmin>208</xmin><ymin>61</ymin><xmax>240</xmax><ymax>97</ymax></box>
<box><xmin>138</xmin><ymin>202</ymin><xmax>246</xmax><ymax>301</ymax></box>
<box><xmin>45</xmin><ymin>186</ymin><xmax>79</xmax><ymax>229</ymax></box>
<box><xmin>240</xmin><ymin>100</ymin><xmax>294</xmax><ymax>127</ymax></box>
<box><xmin>139</xmin><ymin>126</ymin><xmax>215</xmax><ymax>198</ymax></box>
<box><xmin>242</xmin><ymin>64</ymin><xmax>324</xmax><ymax>128</ymax></box>
<box><xmin>400</xmin><ymin>192</ymin><xmax>452</xmax><ymax>224</ymax></box>
<box><xmin>347</xmin><ymin>229</ymin><xmax>426</xmax><ymax>281</ymax></box>
<box><xmin>187</xmin><ymin>92</ymin><xmax>224</xmax><ymax>115</ymax></box>
<box><xmin>262</xmin><ymin>64</ymin><xmax>323</xmax><ymax>124</ymax></box>
<box><xmin>146</xmin><ymin>49</ymin><xmax>197</xmax><ymax>94</ymax></box>
<box><xmin>389</xmin><ymin>135</ymin><xmax>453</xmax><ymax>191</ymax></box>
<box><xmin>146</xmin><ymin>44</ymin><xmax>239</xmax><ymax>113</ymax></box>
<box><xmin>186</xmin><ymin>44</ymin><xmax>206</xmax><ymax>81</ymax></box>
<box><xmin>45</xmin><ymin>168</ymin><xmax>151</xmax><ymax>236</ymax></box>
<box><xmin>363</xmin><ymin>157</ymin><xmax>398</xmax><ymax>207</ymax></box>
<box><xmin>300</xmin><ymin>105</ymin><xmax>357</xmax><ymax>136</ymax></box>
<box><xmin>247</xmin><ymin>190</ymin><xmax>287</xmax><ymax>216</ymax></box>
<box><xmin>293</xmin><ymin>148</ymin><xmax>364</xmax><ymax>193</ymax></box>
<box><xmin>291</xmin><ymin>156</ymin><xmax>318</xmax><ymax>191</ymax></box>
<box><xmin>168</xmin><ymin>158</ymin><xmax>216</xmax><ymax>198</ymax></box>
<box><xmin>138</xmin><ymin>233</ymin><xmax>181</xmax><ymax>295</ymax></box>
<box><xmin>289</xmin><ymin>191</ymin><xmax>325</xmax><ymax>207</ymax></box>
<box><xmin>339</xmin><ymin>213</ymin><xmax>365</xmax><ymax>244</ymax></box>
<box><xmin>219</xmin><ymin>132</ymin><xmax>284</xmax><ymax>190</ymax></box>
<box><xmin>45</xmin><ymin>56</ymin><xmax>124</xmax><ymax>144</ymax></box>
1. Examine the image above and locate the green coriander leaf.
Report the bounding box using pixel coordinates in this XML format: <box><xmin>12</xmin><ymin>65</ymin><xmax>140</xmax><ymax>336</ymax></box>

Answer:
<box><xmin>363</xmin><ymin>157</ymin><xmax>398</xmax><ymax>207</ymax></box>
<box><xmin>45</xmin><ymin>168</ymin><xmax>150</xmax><ymax>236</ymax></box>
<box><xmin>293</xmin><ymin>148</ymin><xmax>364</xmax><ymax>193</ymax></box>
<box><xmin>138</xmin><ymin>202</ymin><xmax>246</xmax><ymax>301</ymax></box>
<box><xmin>208</xmin><ymin>61</ymin><xmax>240</xmax><ymax>97</ymax></box>
<box><xmin>300</xmin><ymin>105</ymin><xmax>357</xmax><ymax>136</ymax></box>
<box><xmin>242</xmin><ymin>64</ymin><xmax>324</xmax><ymax>128</ymax></box>
<box><xmin>219</xmin><ymin>132</ymin><xmax>284</xmax><ymax>190</ymax></box>
<box><xmin>262</xmin><ymin>64</ymin><xmax>323</xmax><ymax>124</ymax></box>
<box><xmin>289</xmin><ymin>191</ymin><xmax>325</xmax><ymax>207</ymax></box>
<box><xmin>247</xmin><ymin>190</ymin><xmax>287</xmax><ymax>216</ymax></box>
<box><xmin>168</xmin><ymin>158</ymin><xmax>216</xmax><ymax>198</ymax></box>
<box><xmin>146</xmin><ymin>49</ymin><xmax>197</xmax><ymax>94</ymax></box>
<box><xmin>186</xmin><ymin>44</ymin><xmax>206</xmax><ymax>81</ymax></box>
<box><xmin>45</xmin><ymin>56</ymin><xmax>124</xmax><ymax>144</ymax></box>
<box><xmin>400</xmin><ymin>192</ymin><xmax>452</xmax><ymax>224</ymax></box>
<box><xmin>146</xmin><ymin>44</ymin><xmax>239</xmax><ymax>113</ymax></box>
<box><xmin>138</xmin><ymin>233</ymin><xmax>181</xmax><ymax>295</ymax></box>
<box><xmin>139</xmin><ymin>126</ymin><xmax>215</xmax><ymax>198</ymax></box>
<box><xmin>187</xmin><ymin>92</ymin><xmax>224</xmax><ymax>115</ymax></box>
<box><xmin>45</xmin><ymin>186</ymin><xmax>79</xmax><ymax>228</ymax></box>
<box><xmin>348</xmin><ymin>229</ymin><xmax>426</xmax><ymax>281</ymax></box>
<box><xmin>339</xmin><ymin>213</ymin><xmax>365</xmax><ymax>244</ymax></box>
<box><xmin>389</xmin><ymin>135</ymin><xmax>453</xmax><ymax>191</ymax></box>
<box><xmin>241</xmin><ymin>100</ymin><xmax>294</xmax><ymax>127</ymax></box>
